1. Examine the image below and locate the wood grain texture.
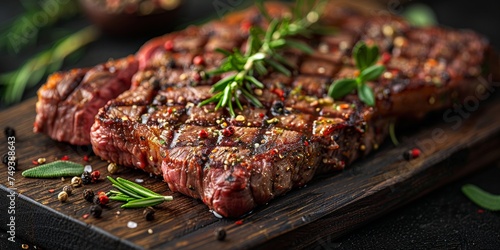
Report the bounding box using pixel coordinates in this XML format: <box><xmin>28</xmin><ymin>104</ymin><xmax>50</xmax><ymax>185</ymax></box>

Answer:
<box><xmin>1</xmin><ymin>93</ymin><xmax>500</xmax><ymax>249</ymax></box>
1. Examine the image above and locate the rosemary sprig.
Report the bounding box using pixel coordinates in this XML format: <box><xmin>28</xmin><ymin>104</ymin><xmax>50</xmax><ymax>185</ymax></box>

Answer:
<box><xmin>0</xmin><ymin>26</ymin><xmax>99</xmax><ymax>104</ymax></box>
<box><xmin>462</xmin><ymin>184</ymin><xmax>500</xmax><ymax>211</ymax></box>
<box><xmin>106</xmin><ymin>176</ymin><xmax>173</xmax><ymax>208</ymax></box>
<box><xmin>199</xmin><ymin>0</ymin><xmax>326</xmax><ymax>117</ymax></box>
<box><xmin>328</xmin><ymin>41</ymin><xmax>385</xmax><ymax>106</ymax></box>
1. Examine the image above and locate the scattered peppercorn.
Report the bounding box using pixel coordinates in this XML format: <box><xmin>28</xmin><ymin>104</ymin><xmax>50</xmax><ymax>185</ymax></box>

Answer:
<box><xmin>193</xmin><ymin>55</ymin><xmax>204</xmax><ymax>66</ymax></box>
<box><xmin>60</xmin><ymin>155</ymin><xmax>69</xmax><ymax>161</ymax></box>
<box><xmin>37</xmin><ymin>157</ymin><xmax>46</xmax><ymax>165</ymax></box>
<box><xmin>403</xmin><ymin>148</ymin><xmax>422</xmax><ymax>160</ymax></box>
<box><xmin>235</xmin><ymin>219</ymin><xmax>244</xmax><ymax>225</ymax></box>
<box><xmin>222</xmin><ymin>126</ymin><xmax>235</xmax><ymax>137</ymax></box>
<box><xmin>90</xmin><ymin>205</ymin><xmax>102</xmax><ymax>218</ymax></box>
<box><xmin>81</xmin><ymin>171</ymin><xmax>92</xmax><ymax>184</ymax></box>
<box><xmin>214</xmin><ymin>227</ymin><xmax>226</xmax><ymax>241</ymax></box>
<box><xmin>71</xmin><ymin>176</ymin><xmax>82</xmax><ymax>187</ymax></box>
<box><xmin>83</xmin><ymin>189</ymin><xmax>95</xmax><ymax>202</ymax></box>
<box><xmin>143</xmin><ymin>207</ymin><xmax>155</xmax><ymax>221</ymax></box>
<box><xmin>4</xmin><ymin>127</ymin><xmax>15</xmax><ymax>138</ymax></box>
<box><xmin>83</xmin><ymin>155</ymin><xmax>89</xmax><ymax>162</ymax></box>
<box><xmin>32</xmin><ymin>160</ymin><xmax>39</xmax><ymax>165</ymax></box>
<box><xmin>2</xmin><ymin>154</ymin><xmax>8</xmax><ymax>165</ymax></box>
<box><xmin>98</xmin><ymin>192</ymin><xmax>109</xmax><ymax>205</ymax></box>
<box><xmin>90</xmin><ymin>170</ymin><xmax>100</xmax><ymax>182</ymax></box>
<box><xmin>58</xmin><ymin>191</ymin><xmax>68</xmax><ymax>202</ymax></box>
<box><xmin>164</xmin><ymin>40</ymin><xmax>174</xmax><ymax>51</ymax></box>
<box><xmin>93</xmin><ymin>195</ymin><xmax>101</xmax><ymax>205</ymax></box>
<box><xmin>62</xmin><ymin>185</ymin><xmax>73</xmax><ymax>195</ymax></box>
<box><xmin>199</xmin><ymin>129</ymin><xmax>209</xmax><ymax>139</ymax></box>
<box><xmin>107</xmin><ymin>163</ymin><xmax>118</xmax><ymax>174</ymax></box>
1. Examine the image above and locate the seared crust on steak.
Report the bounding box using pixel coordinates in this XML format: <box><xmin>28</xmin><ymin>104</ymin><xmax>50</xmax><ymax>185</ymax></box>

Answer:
<box><xmin>90</xmin><ymin>3</ymin><xmax>490</xmax><ymax>217</ymax></box>
<box><xmin>34</xmin><ymin>56</ymin><xmax>138</xmax><ymax>145</ymax></box>
<box><xmin>28</xmin><ymin>1</ymin><xmax>491</xmax><ymax>217</ymax></box>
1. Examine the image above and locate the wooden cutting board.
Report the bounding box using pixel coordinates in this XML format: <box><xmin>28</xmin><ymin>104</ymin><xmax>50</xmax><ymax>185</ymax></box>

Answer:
<box><xmin>1</xmin><ymin>91</ymin><xmax>500</xmax><ymax>249</ymax></box>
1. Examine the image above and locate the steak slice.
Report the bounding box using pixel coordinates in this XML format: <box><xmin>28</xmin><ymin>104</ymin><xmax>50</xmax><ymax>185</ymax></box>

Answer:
<box><xmin>92</xmin><ymin>2</ymin><xmax>492</xmax><ymax>217</ymax></box>
<box><xmin>34</xmin><ymin>56</ymin><xmax>138</xmax><ymax>145</ymax></box>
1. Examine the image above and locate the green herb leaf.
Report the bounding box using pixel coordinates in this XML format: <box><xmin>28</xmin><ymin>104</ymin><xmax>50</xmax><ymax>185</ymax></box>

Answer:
<box><xmin>328</xmin><ymin>78</ymin><xmax>357</xmax><ymax>99</ymax></box>
<box><xmin>199</xmin><ymin>1</ymin><xmax>326</xmax><ymax>116</ymax></box>
<box><xmin>357</xmin><ymin>83</ymin><xmax>375</xmax><ymax>106</ymax></box>
<box><xmin>22</xmin><ymin>160</ymin><xmax>84</xmax><ymax>178</ymax></box>
<box><xmin>353</xmin><ymin>42</ymin><xmax>368</xmax><ymax>71</ymax></box>
<box><xmin>462</xmin><ymin>184</ymin><xmax>500</xmax><ymax>211</ymax></box>
<box><xmin>121</xmin><ymin>196</ymin><xmax>172</xmax><ymax>208</ymax></box>
<box><xmin>360</xmin><ymin>65</ymin><xmax>386</xmax><ymax>82</ymax></box>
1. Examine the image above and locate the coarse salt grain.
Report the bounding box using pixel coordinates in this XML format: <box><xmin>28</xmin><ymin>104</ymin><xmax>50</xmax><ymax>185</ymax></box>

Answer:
<box><xmin>127</xmin><ymin>221</ymin><xmax>138</xmax><ymax>229</ymax></box>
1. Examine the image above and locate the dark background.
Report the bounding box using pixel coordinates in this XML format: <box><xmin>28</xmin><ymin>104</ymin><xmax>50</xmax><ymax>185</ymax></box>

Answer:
<box><xmin>1</xmin><ymin>0</ymin><xmax>500</xmax><ymax>249</ymax></box>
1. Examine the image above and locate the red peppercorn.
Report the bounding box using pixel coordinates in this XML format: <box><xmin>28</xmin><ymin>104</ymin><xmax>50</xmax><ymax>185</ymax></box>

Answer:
<box><xmin>222</xmin><ymin>126</ymin><xmax>235</xmax><ymax>137</ymax></box>
<box><xmin>193</xmin><ymin>72</ymin><xmax>202</xmax><ymax>82</ymax></box>
<box><xmin>164</xmin><ymin>40</ymin><xmax>174</xmax><ymax>51</ymax></box>
<box><xmin>83</xmin><ymin>155</ymin><xmax>89</xmax><ymax>162</ymax></box>
<box><xmin>304</xmin><ymin>141</ymin><xmax>309</xmax><ymax>146</ymax></box>
<box><xmin>241</xmin><ymin>20</ymin><xmax>252</xmax><ymax>32</ymax></box>
<box><xmin>91</xmin><ymin>170</ymin><xmax>100</xmax><ymax>182</ymax></box>
<box><xmin>98</xmin><ymin>194</ymin><xmax>109</xmax><ymax>205</ymax></box>
<box><xmin>381</xmin><ymin>52</ymin><xmax>391</xmax><ymax>64</ymax></box>
<box><xmin>32</xmin><ymin>160</ymin><xmax>39</xmax><ymax>165</ymax></box>
<box><xmin>235</xmin><ymin>219</ymin><xmax>244</xmax><ymax>225</ymax></box>
<box><xmin>193</xmin><ymin>55</ymin><xmax>204</xmax><ymax>66</ymax></box>
<box><xmin>61</xmin><ymin>155</ymin><xmax>69</xmax><ymax>161</ymax></box>
<box><xmin>259</xmin><ymin>113</ymin><xmax>265</xmax><ymax>119</ymax></box>
<box><xmin>199</xmin><ymin>129</ymin><xmax>209</xmax><ymax>139</ymax></box>
<box><xmin>411</xmin><ymin>148</ymin><xmax>421</xmax><ymax>159</ymax></box>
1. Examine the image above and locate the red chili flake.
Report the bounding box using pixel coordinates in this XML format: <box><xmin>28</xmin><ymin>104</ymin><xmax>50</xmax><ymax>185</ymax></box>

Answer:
<box><xmin>193</xmin><ymin>55</ymin><xmax>204</xmax><ymax>66</ymax></box>
<box><xmin>91</xmin><ymin>170</ymin><xmax>100</xmax><ymax>182</ymax></box>
<box><xmin>99</xmin><ymin>194</ymin><xmax>109</xmax><ymax>205</ymax></box>
<box><xmin>32</xmin><ymin>160</ymin><xmax>39</xmax><ymax>165</ymax></box>
<box><xmin>235</xmin><ymin>219</ymin><xmax>244</xmax><ymax>225</ymax></box>
<box><xmin>83</xmin><ymin>155</ymin><xmax>89</xmax><ymax>162</ymax></box>
<box><xmin>61</xmin><ymin>155</ymin><xmax>69</xmax><ymax>161</ymax></box>
<box><xmin>164</xmin><ymin>40</ymin><xmax>174</xmax><ymax>51</ymax></box>
<box><xmin>199</xmin><ymin>129</ymin><xmax>209</xmax><ymax>139</ymax></box>
<box><xmin>304</xmin><ymin>141</ymin><xmax>309</xmax><ymax>146</ymax></box>
<box><xmin>48</xmin><ymin>189</ymin><xmax>55</xmax><ymax>193</ymax></box>
<box><xmin>259</xmin><ymin>113</ymin><xmax>265</xmax><ymax>119</ymax></box>
<box><xmin>411</xmin><ymin>148</ymin><xmax>421</xmax><ymax>159</ymax></box>
<box><xmin>477</xmin><ymin>209</ymin><xmax>485</xmax><ymax>214</ymax></box>
<box><xmin>381</xmin><ymin>52</ymin><xmax>391</xmax><ymax>64</ymax></box>
<box><xmin>272</xmin><ymin>88</ymin><xmax>285</xmax><ymax>99</ymax></box>
<box><xmin>241</xmin><ymin>20</ymin><xmax>252</xmax><ymax>32</ymax></box>
<box><xmin>82</xmin><ymin>214</ymin><xmax>90</xmax><ymax>219</ymax></box>
<box><xmin>222</xmin><ymin>126</ymin><xmax>235</xmax><ymax>137</ymax></box>
<box><xmin>167</xmin><ymin>107</ymin><xmax>173</xmax><ymax>114</ymax></box>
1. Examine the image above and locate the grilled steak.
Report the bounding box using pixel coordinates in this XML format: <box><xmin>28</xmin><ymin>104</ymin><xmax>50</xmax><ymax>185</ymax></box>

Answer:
<box><xmin>34</xmin><ymin>56</ymin><xmax>138</xmax><ymax>145</ymax></box>
<box><xmin>88</xmin><ymin>2</ymin><xmax>491</xmax><ymax>217</ymax></box>
<box><xmin>31</xmin><ymin>1</ymin><xmax>491</xmax><ymax>216</ymax></box>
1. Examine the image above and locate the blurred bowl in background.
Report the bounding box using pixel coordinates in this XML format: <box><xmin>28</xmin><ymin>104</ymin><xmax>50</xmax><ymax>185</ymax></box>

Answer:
<box><xmin>79</xmin><ymin>0</ymin><xmax>185</xmax><ymax>36</ymax></box>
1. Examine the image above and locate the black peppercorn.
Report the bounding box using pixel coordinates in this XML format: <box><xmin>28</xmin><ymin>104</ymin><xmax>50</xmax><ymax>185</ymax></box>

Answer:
<box><xmin>83</xmin><ymin>189</ymin><xmax>94</xmax><ymax>202</ymax></box>
<box><xmin>4</xmin><ymin>127</ymin><xmax>15</xmax><ymax>138</ymax></box>
<box><xmin>214</xmin><ymin>227</ymin><xmax>226</xmax><ymax>241</ymax></box>
<box><xmin>93</xmin><ymin>195</ymin><xmax>101</xmax><ymax>205</ymax></box>
<box><xmin>143</xmin><ymin>207</ymin><xmax>155</xmax><ymax>221</ymax></box>
<box><xmin>2</xmin><ymin>154</ymin><xmax>8</xmax><ymax>165</ymax></box>
<box><xmin>90</xmin><ymin>205</ymin><xmax>102</xmax><ymax>218</ymax></box>
<box><xmin>81</xmin><ymin>171</ymin><xmax>92</xmax><ymax>185</ymax></box>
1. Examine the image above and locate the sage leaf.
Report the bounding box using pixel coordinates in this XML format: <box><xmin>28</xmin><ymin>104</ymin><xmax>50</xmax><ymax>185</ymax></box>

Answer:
<box><xmin>22</xmin><ymin>160</ymin><xmax>84</xmax><ymax>178</ymax></box>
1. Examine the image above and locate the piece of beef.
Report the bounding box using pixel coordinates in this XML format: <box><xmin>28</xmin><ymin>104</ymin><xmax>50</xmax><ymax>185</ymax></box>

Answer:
<box><xmin>90</xmin><ymin>2</ymin><xmax>490</xmax><ymax>217</ymax></box>
<box><xmin>34</xmin><ymin>56</ymin><xmax>138</xmax><ymax>145</ymax></box>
